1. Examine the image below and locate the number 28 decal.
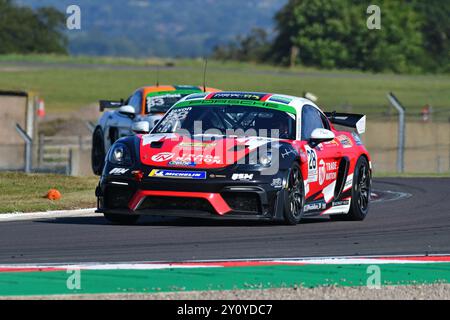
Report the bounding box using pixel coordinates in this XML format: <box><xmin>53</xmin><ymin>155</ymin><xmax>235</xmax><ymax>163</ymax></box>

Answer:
<box><xmin>307</xmin><ymin>149</ymin><xmax>317</xmax><ymax>170</ymax></box>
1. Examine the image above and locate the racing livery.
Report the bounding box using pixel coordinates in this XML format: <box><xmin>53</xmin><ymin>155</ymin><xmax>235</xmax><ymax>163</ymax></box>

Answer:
<box><xmin>91</xmin><ymin>85</ymin><xmax>220</xmax><ymax>175</ymax></box>
<box><xmin>96</xmin><ymin>91</ymin><xmax>372</xmax><ymax>225</ymax></box>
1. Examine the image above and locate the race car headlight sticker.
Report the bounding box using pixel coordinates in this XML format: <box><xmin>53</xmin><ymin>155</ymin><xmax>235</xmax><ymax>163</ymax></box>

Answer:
<box><xmin>114</xmin><ymin>148</ymin><xmax>123</xmax><ymax>162</ymax></box>
<box><xmin>109</xmin><ymin>144</ymin><xmax>132</xmax><ymax>165</ymax></box>
<box><xmin>259</xmin><ymin>152</ymin><xmax>272</xmax><ymax>167</ymax></box>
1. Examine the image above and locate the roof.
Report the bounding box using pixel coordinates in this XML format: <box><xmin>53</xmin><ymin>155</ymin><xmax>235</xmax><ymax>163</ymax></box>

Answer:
<box><xmin>140</xmin><ymin>85</ymin><xmax>220</xmax><ymax>96</ymax></box>
<box><xmin>173</xmin><ymin>91</ymin><xmax>319</xmax><ymax>115</ymax></box>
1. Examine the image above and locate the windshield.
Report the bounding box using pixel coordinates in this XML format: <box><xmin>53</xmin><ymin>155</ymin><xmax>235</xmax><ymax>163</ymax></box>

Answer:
<box><xmin>153</xmin><ymin>105</ymin><xmax>296</xmax><ymax>139</ymax></box>
<box><xmin>145</xmin><ymin>93</ymin><xmax>192</xmax><ymax>114</ymax></box>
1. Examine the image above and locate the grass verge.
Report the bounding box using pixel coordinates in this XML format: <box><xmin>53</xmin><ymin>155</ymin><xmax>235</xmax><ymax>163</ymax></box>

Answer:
<box><xmin>0</xmin><ymin>172</ymin><xmax>97</xmax><ymax>213</ymax></box>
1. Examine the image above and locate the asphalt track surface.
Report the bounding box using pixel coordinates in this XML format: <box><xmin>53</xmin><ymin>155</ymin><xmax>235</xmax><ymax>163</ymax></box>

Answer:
<box><xmin>0</xmin><ymin>178</ymin><xmax>449</xmax><ymax>265</ymax></box>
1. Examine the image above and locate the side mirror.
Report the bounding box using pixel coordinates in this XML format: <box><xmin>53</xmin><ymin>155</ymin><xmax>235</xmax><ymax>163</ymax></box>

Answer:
<box><xmin>310</xmin><ymin>128</ymin><xmax>335</xmax><ymax>144</ymax></box>
<box><xmin>132</xmin><ymin>121</ymin><xmax>150</xmax><ymax>134</ymax></box>
<box><xmin>119</xmin><ymin>105</ymin><xmax>136</xmax><ymax>118</ymax></box>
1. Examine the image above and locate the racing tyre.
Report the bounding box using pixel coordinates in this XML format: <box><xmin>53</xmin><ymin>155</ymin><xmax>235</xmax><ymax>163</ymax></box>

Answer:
<box><xmin>92</xmin><ymin>126</ymin><xmax>106</xmax><ymax>175</ymax></box>
<box><xmin>283</xmin><ymin>163</ymin><xmax>305</xmax><ymax>225</ymax></box>
<box><xmin>331</xmin><ymin>156</ymin><xmax>371</xmax><ymax>221</ymax></box>
<box><xmin>104</xmin><ymin>213</ymin><xmax>140</xmax><ymax>225</ymax></box>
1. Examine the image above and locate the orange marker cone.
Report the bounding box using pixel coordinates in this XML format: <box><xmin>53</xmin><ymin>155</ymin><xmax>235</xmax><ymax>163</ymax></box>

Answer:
<box><xmin>46</xmin><ymin>189</ymin><xmax>61</xmax><ymax>201</ymax></box>
<box><xmin>37</xmin><ymin>99</ymin><xmax>45</xmax><ymax>118</ymax></box>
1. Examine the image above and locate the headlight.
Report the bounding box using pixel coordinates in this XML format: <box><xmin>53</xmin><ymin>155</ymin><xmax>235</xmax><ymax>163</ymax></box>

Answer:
<box><xmin>259</xmin><ymin>152</ymin><xmax>272</xmax><ymax>167</ymax></box>
<box><xmin>109</xmin><ymin>143</ymin><xmax>132</xmax><ymax>165</ymax></box>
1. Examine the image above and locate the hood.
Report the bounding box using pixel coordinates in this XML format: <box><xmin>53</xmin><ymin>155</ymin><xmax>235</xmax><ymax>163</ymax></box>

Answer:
<box><xmin>139</xmin><ymin>133</ymin><xmax>277</xmax><ymax>169</ymax></box>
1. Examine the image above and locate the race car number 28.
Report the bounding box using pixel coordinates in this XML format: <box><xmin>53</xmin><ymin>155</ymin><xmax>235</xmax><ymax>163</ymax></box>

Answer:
<box><xmin>307</xmin><ymin>149</ymin><xmax>317</xmax><ymax>170</ymax></box>
<box><xmin>305</xmin><ymin>146</ymin><xmax>319</xmax><ymax>183</ymax></box>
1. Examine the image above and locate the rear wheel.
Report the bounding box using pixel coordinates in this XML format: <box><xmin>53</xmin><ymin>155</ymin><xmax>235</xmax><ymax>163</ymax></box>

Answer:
<box><xmin>331</xmin><ymin>156</ymin><xmax>371</xmax><ymax>221</ymax></box>
<box><xmin>283</xmin><ymin>163</ymin><xmax>305</xmax><ymax>225</ymax></box>
<box><xmin>104</xmin><ymin>213</ymin><xmax>140</xmax><ymax>225</ymax></box>
<box><xmin>91</xmin><ymin>126</ymin><xmax>106</xmax><ymax>175</ymax></box>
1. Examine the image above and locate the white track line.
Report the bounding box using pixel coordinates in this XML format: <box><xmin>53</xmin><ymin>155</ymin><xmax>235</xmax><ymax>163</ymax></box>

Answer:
<box><xmin>0</xmin><ymin>208</ymin><xmax>99</xmax><ymax>222</ymax></box>
<box><xmin>1</xmin><ymin>254</ymin><xmax>449</xmax><ymax>271</ymax></box>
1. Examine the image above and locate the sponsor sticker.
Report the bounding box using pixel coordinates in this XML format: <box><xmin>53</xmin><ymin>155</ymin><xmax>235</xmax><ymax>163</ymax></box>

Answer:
<box><xmin>325</xmin><ymin>161</ymin><xmax>338</xmax><ymax>181</ymax></box>
<box><xmin>176</xmin><ymin>154</ymin><xmax>222</xmax><ymax>164</ymax></box>
<box><xmin>271</xmin><ymin>178</ymin><xmax>283</xmax><ymax>188</ymax></box>
<box><xmin>326</xmin><ymin>162</ymin><xmax>338</xmax><ymax>171</ymax></box>
<box><xmin>209</xmin><ymin>92</ymin><xmax>266</xmax><ymax>101</ymax></box>
<box><xmin>149</xmin><ymin>169</ymin><xmax>206</xmax><ymax>180</ymax></box>
<box><xmin>209</xmin><ymin>174</ymin><xmax>227</xmax><ymax>179</ymax></box>
<box><xmin>344</xmin><ymin>174</ymin><xmax>353</xmax><ymax>190</ymax></box>
<box><xmin>352</xmin><ymin>132</ymin><xmax>364</xmax><ymax>146</ymax></box>
<box><xmin>304</xmin><ymin>201</ymin><xmax>327</xmax><ymax>212</ymax></box>
<box><xmin>168</xmin><ymin>160</ymin><xmax>196</xmax><ymax>167</ymax></box>
<box><xmin>336</xmin><ymin>135</ymin><xmax>353</xmax><ymax>148</ymax></box>
<box><xmin>231</xmin><ymin>173</ymin><xmax>254</xmax><ymax>181</ymax></box>
<box><xmin>318</xmin><ymin>159</ymin><xmax>326</xmax><ymax>186</ymax></box>
<box><xmin>333</xmin><ymin>200</ymin><xmax>350</xmax><ymax>207</ymax></box>
<box><xmin>151</xmin><ymin>152</ymin><xmax>175</xmax><ymax>162</ymax></box>
<box><xmin>326</xmin><ymin>172</ymin><xmax>337</xmax><ymax>181</ymax></box>
<box><xmin>109</xmin><ymin>168</ymin><xmax>129</xmax><ymax>175</ymax></box>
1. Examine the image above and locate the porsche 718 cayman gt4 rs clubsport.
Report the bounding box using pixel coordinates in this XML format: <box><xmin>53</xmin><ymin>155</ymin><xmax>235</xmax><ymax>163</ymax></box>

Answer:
<box><xmin>96</xmin><ymin>91</ymin><xmax>372</xmax><ymax>225</ymax></box>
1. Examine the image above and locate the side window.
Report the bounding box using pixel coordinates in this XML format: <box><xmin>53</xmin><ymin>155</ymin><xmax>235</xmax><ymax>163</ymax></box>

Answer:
<box><xmin>320</xmin><ymin>112</ymin><xmax>331</xmax><ymax>130</ymax></box>
<box><xmin>301</xmin><ymin>105</ymin><xmax>324</xmax><ymax>140</ymax></box>
<box><xmin>128</xmin><ymin>91</ymin><xmax>142</xmax><ymax>114</ymax></box>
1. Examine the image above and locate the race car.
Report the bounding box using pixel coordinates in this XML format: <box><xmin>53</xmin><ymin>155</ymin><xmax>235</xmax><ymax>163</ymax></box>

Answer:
<box><xmin>91</xmin><ymin>85</ymin><xmax>219</xmax><ymax>175</ymax></box>
<box><xmin>95</xmin><ymin>91</ymin><xmax>372</xmax><ymax>225</ymax></box>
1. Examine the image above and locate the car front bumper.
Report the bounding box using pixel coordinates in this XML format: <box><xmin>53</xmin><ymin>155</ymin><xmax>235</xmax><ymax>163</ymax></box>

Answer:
<box><xmin>96</xmin><ymin>168</ymin><xmax>287</xmax><ymax>221</ymax></box>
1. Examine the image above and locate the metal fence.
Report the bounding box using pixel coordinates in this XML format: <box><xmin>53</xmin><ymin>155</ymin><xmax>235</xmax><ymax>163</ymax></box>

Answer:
<box><xmin>37</xmin><ymin>135</ymin><xmax>92</xmax><ymax>174</ymax></box>
<box><xmin>0</xmin><ymin>135</ymin><xmax>92</xmax><ymax>175</ymax></box>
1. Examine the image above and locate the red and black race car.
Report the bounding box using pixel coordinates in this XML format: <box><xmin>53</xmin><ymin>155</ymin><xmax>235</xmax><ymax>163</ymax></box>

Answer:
<box><xmin>96</xmin><ymin>91</ymin><xmax>372</xmax><ymax>225</ymax></box>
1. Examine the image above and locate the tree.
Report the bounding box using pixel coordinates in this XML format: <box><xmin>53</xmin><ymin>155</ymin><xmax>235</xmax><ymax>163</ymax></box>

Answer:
<box><xmin>410</xmin><ymin>0</ymin><xmax>450</xmax><ymax>72</ymax></box>
<box><xmin>212</xmin><ymin>28</ymin><xmax>271</xmax><ymax>63</ymax></box>
<box><xmin>0</xmin><ymin>0</ymin><xmax>67</xmax><ymax>54</ymax></box>
<box><xmin>270</xmin><ymin>0</ymin><xmax>429</xmax><ymax>73</ymax></box>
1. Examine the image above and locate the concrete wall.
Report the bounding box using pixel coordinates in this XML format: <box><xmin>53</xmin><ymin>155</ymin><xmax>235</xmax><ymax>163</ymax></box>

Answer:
<box><xmin>69</xmin><ymin>148</ymin><xmax>94</xmax><ymax>176</ymax></box>
<box><xmin>0</xmin><ymin>95</ymin><xmax>27</xmax><ymax>170</ymax></box>
<box><xmin>365</xmin><ymin>121</ymin><xmax>450</xmax><ymax>173</ymax></box>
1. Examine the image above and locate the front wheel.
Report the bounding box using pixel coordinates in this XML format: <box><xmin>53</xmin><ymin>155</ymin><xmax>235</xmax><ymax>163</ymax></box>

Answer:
<box><xmin>283</xmin><ymin>163</ymin><xmax>305</xmax><ymax>225</ymax></box>
<box><xmin>104</xmin><ymin>213</ymin><xmax>140</xmax><ymax>225</ymax></box>
<box><xmin>331</xmin><ymin>156</ymin><xmax>371</xmax><ymax>221</ymax></box>
<box><xmin>91</xmin><ymin>126</ymin><xmax>106</xmax><ymax>175</ymax></box>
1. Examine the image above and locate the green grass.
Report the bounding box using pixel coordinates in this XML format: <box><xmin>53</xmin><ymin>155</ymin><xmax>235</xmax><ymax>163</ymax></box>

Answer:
<box><xmin>0</xmin><ymin>54</ymin><xmax>449</xmax><ymax>116</ymax></box>
<box><xmin>0</xmin><ymin>172</ymin><xmax>97</xmax><ymax>213</ymax></box>
<box><xmin>0</xmin><ymin>54</ymin><xmax>173</xmax><ymax>67</ymax></box>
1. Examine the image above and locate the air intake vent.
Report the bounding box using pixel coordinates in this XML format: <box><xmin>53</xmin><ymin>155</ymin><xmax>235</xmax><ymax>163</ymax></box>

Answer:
<box><xmin>150</xmin><ymin>141</ymin><xmax>164</xmax><ymax>148</ymax></box>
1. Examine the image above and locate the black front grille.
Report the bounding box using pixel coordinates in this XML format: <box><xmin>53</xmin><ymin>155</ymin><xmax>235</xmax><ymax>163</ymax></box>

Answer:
<box><xmin>138</xmin><ymin>196</ymin><xmax>215</xmax><ymax>213</ymax></box>
<box><xmin>221</xmin><ymin>192</ymin><xmax>261</xmax><ymax>213</ymax></box>
<box><xmin>104</xmin><ymin>185</ymin><xmax>136</xmax><ymax>209</ymax></box>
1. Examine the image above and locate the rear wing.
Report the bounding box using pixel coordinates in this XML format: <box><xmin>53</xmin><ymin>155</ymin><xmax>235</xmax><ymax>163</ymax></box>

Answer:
<box><xmin>99</xmin><ymin>99</ymin><xmax>124</xmax><ymax>112</ymax></box>
<box><xmin>324</xmin><ymin>112</ymin><xmax>366</xmax><ymax>134</ymax></box>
